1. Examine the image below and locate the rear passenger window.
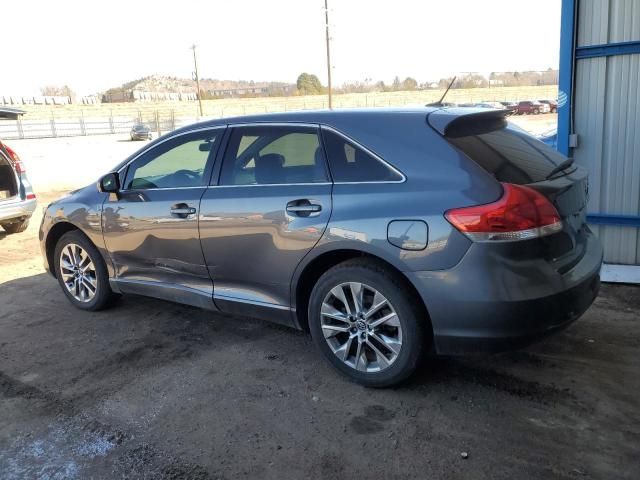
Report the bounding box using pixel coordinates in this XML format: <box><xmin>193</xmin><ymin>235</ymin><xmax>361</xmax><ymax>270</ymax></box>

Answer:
<box><xmin>321</xmin><ymin>130</ymin><xmax>403</xmax><ymax>182</ymax></box>
<box><xmin>219</xmin><ymin>126</ymin><xmax>328</xmax><ymax>185</ymax></box>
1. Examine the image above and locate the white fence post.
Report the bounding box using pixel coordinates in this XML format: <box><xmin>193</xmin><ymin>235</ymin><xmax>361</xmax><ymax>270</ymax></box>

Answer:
<box><xmin>155</xmin><ymin>111</ymin><xmax>160</xmax><ymax>136</ymax></box>
<box><xmin>50</xmin><ymin>113</ymin><xmax>57</xmax><ymax>137</ymax></box>
<box><xmin>16</xmin><ymin>117</ymin><xmax>24</xmax><ymax>139</ymax></box>
<box><xmin>80</xmin><ymin>111</ymin><xmax>86</xmax><ymax>136</ymax></box>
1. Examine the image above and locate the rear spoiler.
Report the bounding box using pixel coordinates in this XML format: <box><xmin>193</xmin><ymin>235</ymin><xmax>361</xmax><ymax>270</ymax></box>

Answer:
<box><xmin>0</xmin><ymin>107</ymin><xmax>26</xmax><ymax>120</ymax></box>
<box><xmin>427</xmin><ymin>108</ymin><xmax>510</xmax><ymax>136</ymax></box>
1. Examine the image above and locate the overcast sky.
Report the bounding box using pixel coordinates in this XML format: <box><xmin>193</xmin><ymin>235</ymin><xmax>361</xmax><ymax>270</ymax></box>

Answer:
<box><xmin>1</xmin><ymin>0</ymin><xmax>561</xmax><ymax>96</ymax></box>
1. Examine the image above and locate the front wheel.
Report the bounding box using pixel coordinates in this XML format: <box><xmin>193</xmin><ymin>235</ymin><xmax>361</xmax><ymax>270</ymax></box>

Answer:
<box><xmin>53</xmin><ymin>230</ymin><xmax>116</xmax><ymax>311</ymax></box>
<box><xmin>308</xmin><ymin>259</ymin><xmax>427</xmax><ymax>387</ymax></box>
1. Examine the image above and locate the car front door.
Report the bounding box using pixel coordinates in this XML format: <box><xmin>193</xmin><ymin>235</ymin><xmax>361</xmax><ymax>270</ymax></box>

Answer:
<box><xmin>102</xmin><ymin>127</ymin><xmax>224</xmax><ymax>309</ymax></box>
<box><xmin>199</xmin><ymin>124</ymin><xmax>332</xmax><ymax>325</ymax></box>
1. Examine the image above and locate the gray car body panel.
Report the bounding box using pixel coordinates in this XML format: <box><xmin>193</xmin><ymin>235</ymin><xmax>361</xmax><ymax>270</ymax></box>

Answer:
<box><xmin>39</xmin><ymin>108</ymin><xmax>603</xmax><ymax>353</ymax></box>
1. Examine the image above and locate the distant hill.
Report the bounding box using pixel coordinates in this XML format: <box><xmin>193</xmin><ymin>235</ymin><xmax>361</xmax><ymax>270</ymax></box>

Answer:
<box><xmin>103</xmin><ymin>75</ymin><xmax>295</xmax><ymax>102</ymax></box>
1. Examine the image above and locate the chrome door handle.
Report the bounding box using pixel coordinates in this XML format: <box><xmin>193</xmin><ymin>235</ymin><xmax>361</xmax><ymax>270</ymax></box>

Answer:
<box><xmin>286</xmin><ymin>200</ymin><xmax>322</xmax><ymax>217</ymax></box>
<box><xmin>170</xmin><ymin>204</ymin><xmax>196</xmax><ymax>218</ymax></box>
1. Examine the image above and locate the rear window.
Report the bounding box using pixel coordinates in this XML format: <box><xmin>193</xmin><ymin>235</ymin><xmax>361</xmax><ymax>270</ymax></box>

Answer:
<box><xmin>446</xmin><ymin>121</ymin><xmax>571</xmax><ymax>184</ymax></box>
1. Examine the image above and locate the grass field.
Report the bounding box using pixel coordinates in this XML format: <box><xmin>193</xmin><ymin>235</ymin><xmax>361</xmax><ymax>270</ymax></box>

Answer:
<box><xmin>10</xmin><ymin>85</ymin><xmax>558</xmax><ymax>120</ymax></box>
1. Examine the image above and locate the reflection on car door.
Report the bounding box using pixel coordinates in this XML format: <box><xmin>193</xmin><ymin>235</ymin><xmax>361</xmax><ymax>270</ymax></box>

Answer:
<box><xmin>199</xmin><ymin>125</ymin><xmax>332</xmax><ymax>325</ymax></box>
<box><xmin>102</xmin><ymin>127</ymin><xmax>224</xmax><ymax>309</ymax></box>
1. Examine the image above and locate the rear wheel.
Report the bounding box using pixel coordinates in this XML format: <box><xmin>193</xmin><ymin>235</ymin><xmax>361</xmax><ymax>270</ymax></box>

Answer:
<box><xmin>1</xmin><ymin>218</ymin><xmax>29</xmax><ymax>234</ymax></box>
<box><xmin>308</xmin><ymin>259</ymin><xmax>427</xmax><ymax>387</ymax></box>
<box><xmin>53</xmin><ymin>230</ymin><xmax>116</xmax><ymax>311</ymax></box>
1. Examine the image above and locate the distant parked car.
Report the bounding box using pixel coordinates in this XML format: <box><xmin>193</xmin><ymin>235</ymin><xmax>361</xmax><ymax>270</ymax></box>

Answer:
<box><xmin>474</xmin><ymin>102</ymin><xmax>505</xmax><ymax>110</ymax></box>
<box><xmin>515</xmin><ymin>100</ymin><xmax>547</xmax><ymax>115</ymax></box>
<box><xmin>499</xmin><ymin>101</ymin><xmax>518</xmax><ymax>113</ymax></box>
<box><xmin>0</xmin><ymin>139</ymin><xmax>36</xmax><ymax>234</ymax></box>
<box><xmin>538</xmin><ymin>99</ymin><xmax>558</xmax><ymax>113</ymax></box>
<box><xmin>425</xmin><ymin>101</ymin><xmax>457</xmax><ymax>107</ymax></box>
<box><xmin>130</xmin><ymin>124</ymin><xmax>152</xmax><ymax>141</ymax></box>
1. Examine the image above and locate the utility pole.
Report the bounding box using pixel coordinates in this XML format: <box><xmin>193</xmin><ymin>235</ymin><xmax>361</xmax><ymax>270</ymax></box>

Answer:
<box><xmin>324</xmin><ymin>0</ymin><xmax>332</xmax><ymax>109</ymax></box>
<box><xmin>191</xmin><ymin>44</ymin><xmax>204</xmax><ymax>117</ymax></box>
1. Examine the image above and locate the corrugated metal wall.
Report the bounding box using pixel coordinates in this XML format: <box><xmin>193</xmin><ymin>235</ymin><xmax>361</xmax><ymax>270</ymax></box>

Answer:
<box><xmin>574</xmin><ymin>0</ymin><xmax>640</xmax><ymax>264</ymax></box>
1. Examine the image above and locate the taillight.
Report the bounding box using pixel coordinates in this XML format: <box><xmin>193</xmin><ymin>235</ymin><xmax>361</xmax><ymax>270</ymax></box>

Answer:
<box><xmin>445</xmin><ymin>183</ymin><xmax>562</xmax><ymax>242</ymax></box>
<box><xmin>1</xmin><ymin>142</ymin><xmax>26</xmax><ymax>173</ymax></box>
<box><xmin>26</xmin><ymin>193</ymin><xmax>36</xmax><ymax>200</ymax></box>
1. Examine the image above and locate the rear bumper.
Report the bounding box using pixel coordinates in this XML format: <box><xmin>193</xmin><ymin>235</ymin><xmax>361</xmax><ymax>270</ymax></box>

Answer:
<box><xmin>409</xmin><ymin>229</ymin><xmax>603</xmax><ymax>355</ymax></box>
<box><xmin>0</xmin><ymin>198</ymin><xmax>36</xmax><ymax>223</ymax></box>
<box><xmin>432</xmin><ymin>273</ymin><xmax>600</xmax><ymax>354</ymax></box>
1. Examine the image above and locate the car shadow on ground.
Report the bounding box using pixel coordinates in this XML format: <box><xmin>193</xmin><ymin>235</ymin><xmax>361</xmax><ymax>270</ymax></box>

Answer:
<box><xmin>1</xmin><ymin>271</ymin><xmax>636</xmax><ymax>396</ymax></box>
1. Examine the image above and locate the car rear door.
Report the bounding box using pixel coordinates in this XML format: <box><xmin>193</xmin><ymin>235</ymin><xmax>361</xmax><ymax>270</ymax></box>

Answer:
<box><xmin>102</xmin><ymin>127</ymin><xmax>224</xmax><ymax>309</ymax></box>
<box><xmin>199</xmin><ymin>124</ymin><xmax>332</xmax><ymax>325</ymax></box>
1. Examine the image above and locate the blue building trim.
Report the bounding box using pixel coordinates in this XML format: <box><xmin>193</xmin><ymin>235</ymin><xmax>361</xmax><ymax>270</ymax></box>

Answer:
<box><xmin>576</xmin><ymin>40</ymin><xmax>640</xmax><ymax>59</ymax></box>
<box><xmin>587</xmin><ymin>214</ymin><xmax>640</xmax><ymax>228</ymax></box>
<box><xmin>557</xmin><ymin>0</ymin><xmax>576</xmax><ymax>156</ymax></box>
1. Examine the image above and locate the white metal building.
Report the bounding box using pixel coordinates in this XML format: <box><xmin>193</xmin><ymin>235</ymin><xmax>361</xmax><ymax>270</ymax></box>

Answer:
<box><xmin>558</xmin><ymin>0</ymin><xmax>640</xmax><ymax>282</ymax></box>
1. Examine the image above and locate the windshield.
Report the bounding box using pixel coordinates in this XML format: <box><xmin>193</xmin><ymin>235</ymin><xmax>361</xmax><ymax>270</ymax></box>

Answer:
<box><xmin>446</xmin><ymin>122</ymin><xmax>572</xmax><ymax>184</ymax></box>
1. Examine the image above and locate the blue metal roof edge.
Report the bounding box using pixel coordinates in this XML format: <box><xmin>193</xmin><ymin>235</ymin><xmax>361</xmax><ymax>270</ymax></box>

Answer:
<box><xmin>557</xmin><ymin>0</ymin><xmax>576</xmax><ymax>157</ymax></box>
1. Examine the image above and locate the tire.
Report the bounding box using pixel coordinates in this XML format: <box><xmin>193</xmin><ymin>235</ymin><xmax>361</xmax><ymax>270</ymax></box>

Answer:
<box><xmin>1</xmin><ymin>218</ymin><xmax>30</xmax><ymax>234</ymax></box>
<box><xmin>534</xmin><ymin>109</ymin><xmax>540</xmax><ymax>115</ymax></box>
<box><xmin>53</xmin><ymin>230</ymin><xmax>116</xmax><ymax>311</ymax></box>
<box><xmin>308</xmin><ymin>259</ymin><xmax>427</xmax><ymax>387</ymax></box>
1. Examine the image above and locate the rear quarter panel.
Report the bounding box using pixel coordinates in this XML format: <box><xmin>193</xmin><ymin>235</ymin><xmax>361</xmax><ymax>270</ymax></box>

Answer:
<box><xmin>307</xmin><ymin>113</ymin><xmax>503</xmax><ymax>272</ymax></box>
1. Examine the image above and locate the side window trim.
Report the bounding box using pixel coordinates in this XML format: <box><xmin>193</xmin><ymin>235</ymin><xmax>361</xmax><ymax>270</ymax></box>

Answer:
<box><xmin>120</xmin><ymin>127</ymin><xmax>225</xmax><ymax>191</ymax></box>
<box><xmin>319</xmin><ymin>125</ymin><xmax>406</xmax><ymax>184</ymax></box>
<box><xmin>215</xmin><ymin>124</ymin><xmax>331</xmax><ymax>187</ymax></box>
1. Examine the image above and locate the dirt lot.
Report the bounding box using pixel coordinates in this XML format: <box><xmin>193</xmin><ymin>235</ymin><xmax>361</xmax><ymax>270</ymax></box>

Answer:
<box><xmin>1</xmin><ymin>118</ymin><xmax>639</xmax><ymax>479</ymax></box>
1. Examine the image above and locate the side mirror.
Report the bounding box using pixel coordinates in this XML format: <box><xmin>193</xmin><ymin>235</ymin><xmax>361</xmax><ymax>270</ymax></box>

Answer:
<box><xmin>99</xmin><ymin>172</ymin><xmax>120</xmax><ymax>193</ymax></box>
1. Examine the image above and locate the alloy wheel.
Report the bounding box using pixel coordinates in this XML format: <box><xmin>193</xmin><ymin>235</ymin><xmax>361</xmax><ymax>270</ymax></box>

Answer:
<box><xmin>320</xmin><ymin>282</ymin><xmax>403</xmax><ymax>373</ymax></box>
<box><xmin>59</xmin><ymin>243</ymin><xmax>98</xmax><ymax>303</ymax></box>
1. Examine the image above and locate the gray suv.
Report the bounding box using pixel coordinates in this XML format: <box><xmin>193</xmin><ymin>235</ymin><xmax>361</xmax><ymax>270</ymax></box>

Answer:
<box><xmin>39</xmin><ymin>108</ymin><xmax>602</xmax><ymax>386</ymax></box>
